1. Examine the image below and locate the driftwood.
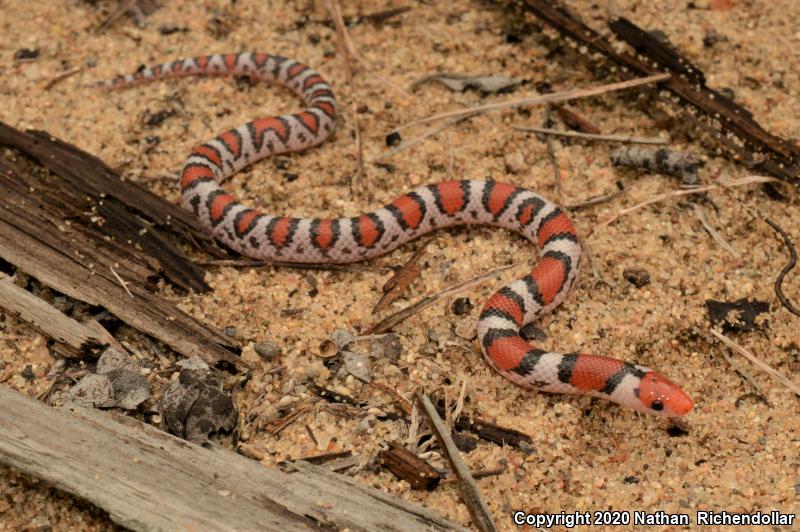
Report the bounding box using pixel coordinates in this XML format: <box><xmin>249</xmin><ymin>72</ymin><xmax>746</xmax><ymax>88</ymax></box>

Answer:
<box><xmin>0</xmin><ymin>121</ymin><xmax>242</xmax><ymax>369</ymax></box>
<box><xmin>512</xmin><ymin>1</ymin><xmax>800</xmax><ymax>186</ymax></box>
<box><xmin>0</xmin><ymin>386</ymin><xmax>465</xmax><ymax>531</ymax></box>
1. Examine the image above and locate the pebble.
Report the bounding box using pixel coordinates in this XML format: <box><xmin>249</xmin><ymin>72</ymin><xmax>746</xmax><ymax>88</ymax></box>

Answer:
<box><xmin>504</xmin><ymin>150</ymin><xmax>527</xmax><ymax>174</ymax></box>
<box><xmin>452</xmin><ymin>297</ymin><xmax>473</xmax><ymax>316</ymax></box>
<box><xmin>254</xmin><ymin>341</ymin><xmax>281</xmax><ymax>361</ymax></box>
<box><xmin>623</xmin><ymin>267</ymin><xmax>651</xmax><ymax>288</ymax></box>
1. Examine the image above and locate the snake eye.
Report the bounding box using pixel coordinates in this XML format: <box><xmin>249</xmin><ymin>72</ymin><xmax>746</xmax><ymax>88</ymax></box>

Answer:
<box><xmin>651</xmin><ymin>400</ymin><xmax>664</xmax><ymax>411</ymax></box>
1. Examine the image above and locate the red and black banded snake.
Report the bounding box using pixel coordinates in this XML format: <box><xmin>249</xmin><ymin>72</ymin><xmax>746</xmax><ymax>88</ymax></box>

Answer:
<box><xmin>95</xmin><ymin>52</ymin><xmax>693</xmax><ymax>418</ymax></box>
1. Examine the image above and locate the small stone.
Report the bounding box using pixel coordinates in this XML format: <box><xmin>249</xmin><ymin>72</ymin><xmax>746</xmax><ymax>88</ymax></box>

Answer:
<box><xmin>385</xmin><ymin>131</ymin><xmax>402</xmax><ymax>147</ymax></box>
<box><xmin>717</xmin><ymin>87</ymin><xmax>735</xmax><ymax>100</ymax></box>
<box><xmin>504</xmin><ymin>150</ymin><xmax>526</xmax><ymax>174</ymax></box>
<box><xmin>518</xmin><ymin>441</ymin><xmax>534</xmax><ymax>455</ymax></box>
<box><xmin>14</xmin><ymin>48</ymin><xmax>39</xmax><ymax>61</ymax></box>
<box><xmin>159</xmin><ymin>24</ymin><xmax>188</xmax><ymax>35</ymax></box>
<box><xmin>224</xmin><ymin>326</ymin><xmax>236</xmax><ymax>337</ymax></box>
<box><xmin>452</xmin><ymin>431</ymin><xmax>477</xmax><ymax>452</ymax></box>
<box><xmin>455</xmin><ymin>318</ymin><xmax>477</xmax><ymax>340</ymax></box>
<box><xmin>623</xmin><ymin>267</ymin><xmax>651</xmax><ymax>288</ymax></box>
<box><xmin>355</xmin><ymin>415</ymin><xmax>375</xmax><ymax>434</ymax></box>
<box><xmin>21</xmin><ymin>365</ymin><xmax>35</xmax><ymax>381</ymax></box>
<box><xmin>254</xmin><ymin>341</ymin><xmax>281</xmax><ymax>361</ymax></box>
<box><xmin>452</xmin><ymin>297</ymin><xmax>474</xmax><ymax>316</ymax></box>
<box><xmin>176</xmin><ymin>356</ymin><xmax>209</xmax><ymax>371</ymax></box>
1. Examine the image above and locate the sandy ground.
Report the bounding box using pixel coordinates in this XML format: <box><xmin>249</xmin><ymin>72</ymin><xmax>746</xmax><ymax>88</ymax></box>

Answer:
<box><xmin>1</xmin><ymin>0</ymin><xmax>798</xmax><ymax>530</ymax></box>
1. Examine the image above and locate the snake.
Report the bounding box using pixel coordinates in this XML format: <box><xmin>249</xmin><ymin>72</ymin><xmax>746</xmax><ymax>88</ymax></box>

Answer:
<box><xmin>96</xmin><ymin>52</ymin><xmax>693</xmax><ymax>418</ymax></box>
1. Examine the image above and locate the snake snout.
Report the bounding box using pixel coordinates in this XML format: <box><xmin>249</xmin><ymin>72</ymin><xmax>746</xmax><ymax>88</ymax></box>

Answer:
<box><xmin>638</xmin><ymin>371</ymin><xmax>694</xmax><ymax>417</ymax></box>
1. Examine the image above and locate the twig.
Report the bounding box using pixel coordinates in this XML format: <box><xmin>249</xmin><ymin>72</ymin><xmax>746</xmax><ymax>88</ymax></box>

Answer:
<box><xmin>95</xmin><ymin>0</ymin><xmax>138</xmax><ymax>33</ymax></box>
<box><xmin>597</xmin><ymin>175</ymin><xmax>777</xmax><ymax>230</ymax></box>
<box><xmin>565</xmin><ymin>188</ymin><xmax>626</xmax><ymax>210</ymax></box>
<box><xmin>543</xmin><ymin>107</ymin><xmax>561</xmax><ymax>201</ymax></box>
<box><xmin>764</xmin><ymin>218</ymin><xmax>800</xmax><ymax>317</ymax></box>
<box><xmin>358</xmin><ymin>5</ymin><xmax>411</xmax><ymax>24</ymax></box>
<box><xmin>709</xmin><ymin>329</ymin><xmax>800</xmax><ymax>397</ymax></box>
<box><xmin>415</xmin><ymin>393</ymin><xmax>496</xmax><ymax>532</ymax></box>
<box><xmin>374</xmin><ymin>113</ymin><xmax>478</xmax><ymax>161</ymax></box>
<box><xmin>715</xmin><ymin>341</ymin><xmax>769</xmax><ymax>406</ymax></box>
<box><xmin>390</xmin><ymin>73</ymin><xmax>670</xmax><ymax>135</ymax></box>
<box><xmin>691</xmin><ymin>204</ymin><xmax>739</xmax><ymax>258</ymax></box>
<box><xmin>370</xmin><ymin>381</ymin><xmax>413</xmax><ymax>415</ymax></box>
<box><xmin>364</xmin><ymin>265</ymin><xmax>513</xmax><ymax>334</ymax></box>
<box><xmin>278</xmin><ymin>450</ymin><xmax>353</xmax><ymax>467</ymax></box>
<box><xmin>304</xmin><ymin>425</ymin><xmax>319</xmax><ymax>447</ymax></box>
<box><xmin>325</xmin><ymin>0</ymin><xmax>413</xmax><ymax>102</ymax></box>
<box><xmin>512</xmin><ymin>125</ymin><xmax>667</xmax><ymax>145</ymax></box>
<box><xmin>552</xmin><ymin>104</ymin><xmax>600</xmax><ymax>134</ymax></box>
<box><xmin>43</xmin><ymin>67</ymin><xmax>84</xmax><ymax>91</ymax></box>
<box><xmin>326</xmin><ymin>0</ymin><xmax>365</xmax><ymax>192</ymax></box>
<box><xmin>318</xmin><ymin>5</ymin><xmax>411</xmax><ymax>26</ymax></box>
<box><xmin>267</xmin><ymin>404</ymin><xmax>313</xmax><ymax>435</ymax></box>
<box><xmin>442</xmin><ymin>465</ymin><xmax>506</xmax><ymax>483</ymax></box>
<box><xmin>109</xmin><ymin>266</ymin><xmax>133</xmax><ymax>298</ymax></box>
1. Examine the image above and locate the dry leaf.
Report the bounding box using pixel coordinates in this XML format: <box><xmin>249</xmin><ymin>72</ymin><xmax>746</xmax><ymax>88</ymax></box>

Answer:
<box><xmin>412</xmin><ymin>73</ymin><xmax>521</xmax><ymax>94</ymax></box>
<box><xmin>372</xmin><ymin>246</ymin><xmax>425</xmax><ymax>313</ymax></box>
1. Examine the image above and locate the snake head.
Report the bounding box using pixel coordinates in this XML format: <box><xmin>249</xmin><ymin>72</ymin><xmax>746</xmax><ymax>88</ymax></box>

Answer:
<box><xmin>635</xmin><ymin>371</ymin><xmax>694</xmax><ymax>417</ymax></box>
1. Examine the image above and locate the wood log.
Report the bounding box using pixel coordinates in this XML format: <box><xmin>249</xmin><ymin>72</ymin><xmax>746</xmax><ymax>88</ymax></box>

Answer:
<box><xmin>0</xmin><ymin>274</ymin><xmax>106</xmax><ymax>358</ymax></box>
<box><xmin>0</xmin><ymin>121</ymin><xmax>243</xmax><ymax>369</ymax></box>
<box><xmin>0</xmin><ymin>386</ymin><xmax>466</xmax><ymax>531</ymax></box>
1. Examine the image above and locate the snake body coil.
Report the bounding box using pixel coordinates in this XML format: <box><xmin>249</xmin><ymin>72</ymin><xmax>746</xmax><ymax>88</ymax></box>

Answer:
<box><xmin>98</xmin><ymin>52</ymin><xmax>693</xmax><ymax>417</ymax></box>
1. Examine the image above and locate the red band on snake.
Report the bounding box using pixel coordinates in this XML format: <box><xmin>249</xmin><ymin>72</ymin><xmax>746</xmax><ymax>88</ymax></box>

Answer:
<box><xmin>96</xmin><ymin>52</ymin><xmax>693</xmax><ymax>418</ymax></box>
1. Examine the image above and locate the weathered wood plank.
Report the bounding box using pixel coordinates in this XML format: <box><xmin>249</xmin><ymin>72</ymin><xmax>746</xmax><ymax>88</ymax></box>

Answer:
<box><xmin>0</xmin><ymin>121</ymin><xmax>212</xmax><ymax>293</ymax></box>
<box><xmin>0</xmin><ymin>217</ymin><xmax>242</xmax><ymax>369</ymax></box>
<box><xmin>0</xmin><ymin>125</ymin><xmax>244</xmax><ymax>369</ymax></box>
<box><xmin>0</xmin><ymin>274</ymin><xmax>106</xmax><ymax>357</ymax></box>
<box><xmin>0</xmin><ymin>386</ymin><xmax>466</xmax><ymax>531</ymax></box>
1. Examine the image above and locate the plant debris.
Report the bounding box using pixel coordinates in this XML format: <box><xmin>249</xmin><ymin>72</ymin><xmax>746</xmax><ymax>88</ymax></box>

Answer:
<box><xmin>706</xmin><ymin>298</ymin><xmax>770</xmax><ymax>332</ymax></box>
<box><xmin>67</xmin><ymin>346</ymin><xmax>150</xmax><ymax>410</ymax></box>
<box><xmin>514</xmin><ymin>1</ymin><xmax>800</xmax><ymax>185</ymax></box>
<box><xmin>611</xmin><ymin>146</ymin><xmax>701</xmax><ymax>185</ymax></box>
<box><xmin>373</xmin><ymin>246</ymin><xmax>426</xmax><ymax>313</ymax></box>
<box><xmin>380</xmin><ymin>442</ymin><xmax>442</xmax><ymax>490</ymax></box>
<box><xmin>623</xmin><ymin>267</ymin><xmax>651</xmax><ymax>288</ymax></box>
<box><xmin>411</xmin><ymin>73</ymin><xmax>521</xmax><ymax>94</ymax></box>
<box><xmin>765</xmin><ymin>218</ymin><xmax>800</xmax><ymax>317</ymax></box>
<box><xmin>159</xmin><ymin>357</ymin><xmax>237</xmax><ymax>444</ymax></box>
